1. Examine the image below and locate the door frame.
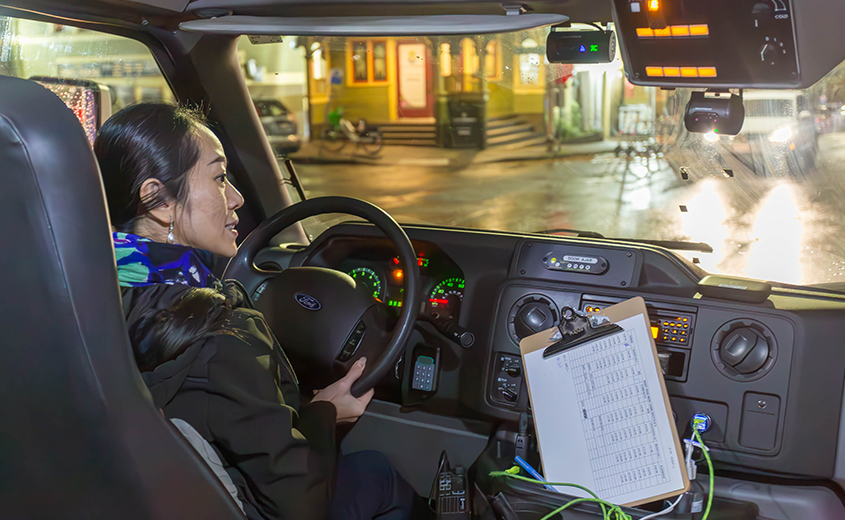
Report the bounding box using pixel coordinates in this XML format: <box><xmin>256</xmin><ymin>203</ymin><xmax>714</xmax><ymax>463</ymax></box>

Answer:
<box><xmin>396</xmin><ymin>40</ymin><xmax>434</xmax><ymax>118</ymax></box>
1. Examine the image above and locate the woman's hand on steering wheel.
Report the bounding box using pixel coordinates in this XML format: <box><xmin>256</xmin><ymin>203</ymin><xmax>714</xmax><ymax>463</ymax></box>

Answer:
<box><xmin>311</xmin><ymin>357</ymin><xmax>375</xmax><ymax>423</ymax></box>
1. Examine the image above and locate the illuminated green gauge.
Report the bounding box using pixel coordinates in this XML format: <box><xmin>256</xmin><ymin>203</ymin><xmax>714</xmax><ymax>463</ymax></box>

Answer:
<box><xmin>348</xmin><ymin>267</ymin><xmax>385</xmax><ymax>301</ymax></box>
<box><xmin>429</xmin><ymin>277</ymin><xmax>466</xmax><ymax>311</ymax></box>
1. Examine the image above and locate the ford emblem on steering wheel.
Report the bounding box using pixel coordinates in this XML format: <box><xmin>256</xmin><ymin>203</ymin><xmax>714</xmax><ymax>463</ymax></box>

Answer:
<box><xmin>294</xmin><ymin>293</ymin><xmax>322</xmax><ymax>311</ymax></box>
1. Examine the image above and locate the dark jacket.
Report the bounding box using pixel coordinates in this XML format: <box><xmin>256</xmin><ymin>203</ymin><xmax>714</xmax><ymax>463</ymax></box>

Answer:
<box><xmin>122</xmin><ymin>281</ymin><xmax>338</xmax><ymax>520</ymax></box>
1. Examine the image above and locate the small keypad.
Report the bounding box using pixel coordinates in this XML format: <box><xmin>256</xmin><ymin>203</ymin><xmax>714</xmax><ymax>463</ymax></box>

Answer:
<box><xmin>412</xmin><ymin>356</ymin><xmax>436</xmax><ymax>392</ymax></box>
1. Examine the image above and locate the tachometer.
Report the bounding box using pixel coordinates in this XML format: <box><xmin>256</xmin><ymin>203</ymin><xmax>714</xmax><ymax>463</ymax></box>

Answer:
<box><xmin>348</xmin><ymin>267</ymin><xmax>385</xmax><ymax>300</ymax></box>
<box><xmin>429</xmin><ymin>277</ymin><xmax>465</xmax><ymax>311</ymax></box>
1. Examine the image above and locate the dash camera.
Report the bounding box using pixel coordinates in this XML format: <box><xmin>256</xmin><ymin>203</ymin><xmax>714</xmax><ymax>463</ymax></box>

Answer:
<box><xmin>546</xmin><ymin>30</ymin><xmax>616</xmax><ymax>64</ymax></box>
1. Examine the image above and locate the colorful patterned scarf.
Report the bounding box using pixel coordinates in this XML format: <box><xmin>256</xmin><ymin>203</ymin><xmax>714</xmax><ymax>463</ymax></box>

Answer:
<box><xmin>113</xmin><ymin>232</ymin><xmax>218</xmax><ymax>288</ymax></box>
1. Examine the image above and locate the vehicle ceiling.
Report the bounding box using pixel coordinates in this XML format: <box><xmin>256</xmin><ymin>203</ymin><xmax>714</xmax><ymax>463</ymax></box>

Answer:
<box><xmin>0</xmin><ymin>0</ymin><xmax>612</xmax><ymax>30</ymax></box>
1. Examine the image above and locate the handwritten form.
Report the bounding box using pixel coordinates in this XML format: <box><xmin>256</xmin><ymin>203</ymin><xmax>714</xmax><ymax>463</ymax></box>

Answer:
<box><xmin>521</xmin><ymin>315</ymin><xmax>686</xmax><ymax>506</ymax></box>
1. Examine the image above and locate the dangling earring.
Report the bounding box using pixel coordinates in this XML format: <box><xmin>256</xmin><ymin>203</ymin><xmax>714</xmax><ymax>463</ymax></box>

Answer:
<box><xmin>167</xmin><ymin>217</ymin><xmax>175</xmax><ymax>244</ymax></box>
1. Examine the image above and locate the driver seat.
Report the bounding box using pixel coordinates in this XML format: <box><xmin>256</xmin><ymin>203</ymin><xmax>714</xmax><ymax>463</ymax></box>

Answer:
<box><xmin>0</xmin><ymin>75</ymin><xmax>243</xmax><ymax>519</ymax></box>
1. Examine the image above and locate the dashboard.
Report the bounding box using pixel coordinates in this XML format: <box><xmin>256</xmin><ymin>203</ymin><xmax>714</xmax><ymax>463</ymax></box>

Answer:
<box><xmin>255</xmin><ymin>222</ymin><xmax>845</xmax><ymax>483</ymax></box>
<box><xmin>299</xmin><ymin>236</ymin><xmax>467</xmax><ymax>334</ymax></box>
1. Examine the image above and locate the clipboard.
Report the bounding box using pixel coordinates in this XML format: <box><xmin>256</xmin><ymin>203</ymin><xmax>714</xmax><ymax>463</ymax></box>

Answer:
<box><xmin>519</xmin><ymin>296</ymin><xmax>689</xmax><ymax>507</ymax></box>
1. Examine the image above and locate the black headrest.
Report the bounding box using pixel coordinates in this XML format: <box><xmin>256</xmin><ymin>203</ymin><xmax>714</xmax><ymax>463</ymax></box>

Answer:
<box><xmin>0</xmin><ymin>75</ymin><xmax>243</xmax><ymax>519</ymax></box>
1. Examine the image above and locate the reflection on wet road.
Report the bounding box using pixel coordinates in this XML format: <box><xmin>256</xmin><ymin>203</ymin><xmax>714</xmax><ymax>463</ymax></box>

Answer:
<box><xmin>294</xmin><ymin>135</ymin><xmax>845</xmax><ymax>287</ymax></box>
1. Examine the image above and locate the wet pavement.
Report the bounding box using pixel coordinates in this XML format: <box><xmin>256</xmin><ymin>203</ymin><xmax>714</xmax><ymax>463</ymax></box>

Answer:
<box><xmin>291</xmin><ymin>132</ymin><xmax>845</xmax><ymax>288</ymax></box>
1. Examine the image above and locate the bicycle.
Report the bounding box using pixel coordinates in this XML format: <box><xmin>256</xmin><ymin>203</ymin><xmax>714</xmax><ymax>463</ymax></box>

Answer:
<box><xmin>319</xmin><ymin>109</ymin><xmax>384</xmax><ymax>156</ymax></box>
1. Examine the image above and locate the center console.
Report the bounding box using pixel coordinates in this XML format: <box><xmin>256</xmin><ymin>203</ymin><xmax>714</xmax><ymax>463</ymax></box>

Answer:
<box><xmin>484</xmin><ymin>238</ymin><xmax>845</xmax><ymax>482</ymax></box>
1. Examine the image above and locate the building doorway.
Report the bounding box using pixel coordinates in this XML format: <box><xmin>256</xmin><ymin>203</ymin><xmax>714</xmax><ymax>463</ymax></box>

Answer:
<box><xmin>396</xmin><ymin>42</ymin><xmax>433</xmax><ymax>118</ymax></box>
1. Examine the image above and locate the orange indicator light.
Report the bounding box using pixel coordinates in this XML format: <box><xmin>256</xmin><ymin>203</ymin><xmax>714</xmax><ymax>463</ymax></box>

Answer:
<box><xmin>689</xmin><ymin>24</ymin><xmax>709</xmax><ymax>36</ymax></box>
<box><xmin>671</xmin><ymin>25</ymin><xmax>690</xmax><ymax>37</ymax></box>
<box><xmin>393</xmin><ymin>269</ymin><xmax>403</xmax><ymax>280</ymax></box>
<box><xmin>698</xmin><ymin>67</ymin><xmax>717</xmax><ymax>77</ymax></box>
<box><xmin>637</xmin><ymin>27</ymin><xmax>655</xmax><ymax>37</ymax></box>
<box><xmin>646</xmin><ymin>66</ymin><xmax>664</xmax><ymax>77</ymax></box>
<box><xmin>663</xmin><ymin>67</ymin><xmax>681</xmax><ymax>77</ymax></box>
<box><xmin>648</xmin><ymin>0</ymin><xmax>660</xmax><ymax>11</ymax></box>
<box><xmin>681</xmin><ymin>67</ymin><xmax>698</xmax><ymax>77</ymax></box>
<box><xmin>651</xmin><ymin>326</ymin><xmax>660</xmax><ymax>339</ymax></box>
<box><xmin>653</xmin><ymin>27</ymin><xmax>672</xmax><ymax>37</ymax></box>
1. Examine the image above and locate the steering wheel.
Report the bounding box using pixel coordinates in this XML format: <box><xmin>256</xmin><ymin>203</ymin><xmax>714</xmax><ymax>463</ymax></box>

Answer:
<box><xmin>223</xmin><ymin>197</ymin><xmax>421</xmax><ymax>397</ymax></box>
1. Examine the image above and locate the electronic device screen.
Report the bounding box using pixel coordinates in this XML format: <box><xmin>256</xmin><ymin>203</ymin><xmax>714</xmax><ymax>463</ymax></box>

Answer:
<box><xmin>612</xmin><ymin>0</ymin><xmax>801</xmax><ymax>88</ymax></box>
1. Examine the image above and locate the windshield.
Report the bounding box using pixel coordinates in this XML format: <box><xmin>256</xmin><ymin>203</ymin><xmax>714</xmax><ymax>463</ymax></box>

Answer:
<box><xmin>242</xmin><ymin>28</ymin><xmax>845</xmax><ymax>288</ymax></box>
<box><xmin>744</xmin><ymin>98</ymin><xmax>796</xmax><ymax>117</ymax></box>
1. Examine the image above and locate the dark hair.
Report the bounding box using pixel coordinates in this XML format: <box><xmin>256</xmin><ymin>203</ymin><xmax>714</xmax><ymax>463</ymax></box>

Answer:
<box><xmin>94</xmin><ymin>102</ymin><xmax>208</xmax><ymax>232</ymax></box>
<box><xmin>129</xmin><ymin>287</ymin><xmax>231</xmax><ymax>372</ymax></box>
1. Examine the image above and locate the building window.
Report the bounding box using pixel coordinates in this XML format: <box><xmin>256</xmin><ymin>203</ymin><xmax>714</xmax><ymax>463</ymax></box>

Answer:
<box><xmin>346</xmin><ymin>40</ymin><xmax>391</xmax><ymax>86</ymax></box>
<box><xmin>484</xmin><ymin>39</ymin><xmax>501</xmax><ymax>80</ymax></box>
<box><xmin>352</xmin><ymin>41</ymin><xmax>369</xmax><ymax>82</ymax></box>
<box><xmin>440</xmin><ymin>43</ymin><xmax>452</xmax><ymax>77</ymax></box>
<box><xmin>310</xmin><ymin>41</ymin><xmax>329</xmax><ymax>98</ymax></box>
<box><xmin>311</xmin><ymin>44</ymin><xmax>325</xmax><ymax>80</ymax></box>
<box><xmin>516</xmin><ymin>37</ymin><xmax>544</xmax><ymax>89</ymax></box>
<box><xmin>519</xmin><ymin>53</ymin><xmax>541</xmax><ymax>85</ymax></box>
<box><xmin>461</xmin><ymin>38</ymin><xmax>479</xmax><ymax>76</ymax></box>
<box><xmin>373</xmin><ymin>41</ymin><xmax>387</xmax><ymax>81</ymax></box>
<box><xmin>460</xmin><ymin>38</ymin><xmax>481</xmax><ymax>91</ymax></box>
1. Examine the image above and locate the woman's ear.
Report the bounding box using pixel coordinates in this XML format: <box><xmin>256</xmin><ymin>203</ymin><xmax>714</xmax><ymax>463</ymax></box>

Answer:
<box><xmin>139</xmin><ymin>178</ymin><xmax>171</xmax><ymax>225</ymax></box>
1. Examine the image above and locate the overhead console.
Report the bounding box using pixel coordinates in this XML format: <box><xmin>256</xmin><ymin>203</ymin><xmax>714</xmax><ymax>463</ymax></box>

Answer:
<box><xmin>610</xmin><ymin>0</ymin><xmax>845</xmax><ymax>89</ymax></box>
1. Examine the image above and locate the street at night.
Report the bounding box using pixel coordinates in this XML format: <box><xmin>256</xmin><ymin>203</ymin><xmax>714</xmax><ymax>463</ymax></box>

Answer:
<box><xmin>294</xmin><ymin>133</ymin><xmax>845</xmax><ymax>288</ymax></box>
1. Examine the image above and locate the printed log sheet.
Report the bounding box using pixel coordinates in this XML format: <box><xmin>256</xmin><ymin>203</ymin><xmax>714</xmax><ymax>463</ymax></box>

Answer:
<box><xmin>522</xmin><ymin>314</ymin><xmax>686</xmax><ymax>506</ymax></box>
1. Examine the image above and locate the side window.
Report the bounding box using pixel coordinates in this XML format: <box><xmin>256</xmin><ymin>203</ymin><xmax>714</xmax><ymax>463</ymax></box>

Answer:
<box><xmin>0</xmin><ymin>16</ymin><xmax>173</xmax><ymax>141</ymax></box>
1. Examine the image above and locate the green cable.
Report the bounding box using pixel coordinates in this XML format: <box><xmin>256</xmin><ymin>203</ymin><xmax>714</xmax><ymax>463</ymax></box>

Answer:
<box><xmin>492</xmin><ymin>441</ymin><xmax>715</xmax><ymax>520</ymax></box>
<box><xmin>488</xmin><ymin>470</ymin><xmax>601</xmax><ymax>499</ymax></box>
<box><xmin>488</xmin><ymin>469</ymin><xmax>631</xmax><ymax>520</ymax></box>
<box><xmin>538</xmin><ymin>497</ymin><xmax>632</xmax><ymax>520</ymax></box>
<box><xmin>693</xmin><ymin>430</ymin><xmax>715</xmax><ymax>520</ymax></box>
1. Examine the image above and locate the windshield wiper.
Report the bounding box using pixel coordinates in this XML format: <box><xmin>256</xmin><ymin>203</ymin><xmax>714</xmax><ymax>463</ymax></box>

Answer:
<box><xmin>535</xmin><ymin>229</ymin><xmax>713</xmax><ymax>253</ymax></box>
<box><xmin>536</xmin><ymin>228</ymin><xmax>606</xmax><ymax>239</ymax></box>
<box><xmin>604</xmin><ymin>239</ymin><xmax>714</xmax><ymax>253</ymax></box>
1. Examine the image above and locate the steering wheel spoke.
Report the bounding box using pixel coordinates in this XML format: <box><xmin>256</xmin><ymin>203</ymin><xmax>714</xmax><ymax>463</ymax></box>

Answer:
<box><xmin>332</xmin><ymin>302</ymin><xmax>396</xmax><ymax>377</ymax></box>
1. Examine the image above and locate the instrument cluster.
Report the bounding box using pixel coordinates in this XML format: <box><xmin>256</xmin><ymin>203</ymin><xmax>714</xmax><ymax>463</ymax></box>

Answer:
<box><xmin>339</xmin><ymin>249</ymin><xmax>466</xmax><ymax>327</ymax></box>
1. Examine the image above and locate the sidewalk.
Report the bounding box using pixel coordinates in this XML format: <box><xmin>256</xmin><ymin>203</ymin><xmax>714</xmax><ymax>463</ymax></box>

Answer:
<box><xmin>287</xmin><ymin>139</ymin><xmax>619</xmax><ymax>167</ymax></box>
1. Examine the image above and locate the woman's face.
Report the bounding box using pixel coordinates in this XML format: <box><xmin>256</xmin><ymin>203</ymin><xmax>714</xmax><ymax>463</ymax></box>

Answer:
<box><xmin>172</xmin><ymin>128</ymin><xmax>244</xmax><ymax>258</ymax></box>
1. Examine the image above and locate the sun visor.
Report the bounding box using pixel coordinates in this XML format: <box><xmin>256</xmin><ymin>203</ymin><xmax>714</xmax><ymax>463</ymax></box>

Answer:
<box><xmin>611</xmin><ymin>0</ymin><xmax>845</xmax><ymax>89</ymax></box>
<box><xmin>178</xmin><ymin>13</ymin><xmax>568</xmax><ymax>36</ymax></box>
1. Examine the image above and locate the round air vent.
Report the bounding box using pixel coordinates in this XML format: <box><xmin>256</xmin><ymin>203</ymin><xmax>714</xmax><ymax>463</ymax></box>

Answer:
<box><xmin>507</xmin><ymin>294</ymin><xmax>560</xmax><ymax>344</ymax></box>
<box><xmin>711</xmin><ymin>319</ymin><xmax>777</xmax><ymax>381</ymax></box>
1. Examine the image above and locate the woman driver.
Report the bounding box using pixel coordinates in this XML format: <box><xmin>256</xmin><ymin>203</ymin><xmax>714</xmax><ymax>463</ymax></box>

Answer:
<box><xmin>95</xmin><ymin>103</ymin><xmax>428</xmax><ymax>520</ymax></box>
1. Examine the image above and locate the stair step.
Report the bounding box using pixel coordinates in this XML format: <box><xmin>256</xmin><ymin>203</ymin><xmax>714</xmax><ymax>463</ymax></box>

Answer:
<box><xmin>487</xmin><ymin>113</ymin><xmax>520</xmax><ymax>123</ymax></box>
<box><xmin>486</xmin><ymin>122</ymin><xmax>534</xmax><ymax>137</ymax></box>
<box><xmin>487</xmin><ymin>129</ymin><xmax>536</xmax><ymax>146</ymax></box>
<box><xmin>383</xmin><ymin>139</ymin><xmax>437</xmax><ymax>146</ymax></box>
<box><xmin>381</xmin><ymin>131</ymin><xmax>437</xmax><ymax>139</ymax></box>
<box><xmin>497</xmin><ymin>134</ymin><xmax>549</xmax><ymax>150</ymax></box>
<box><xmin>488</xmin><ymin>132</ymin><xmax>547</xmax><ymax>147</ymax></box>
<box><xmin>487</xmin><ymin>117</ymin><xmax>529</xmax><ymax>129</ymax></box>
<box><xmin>487</xmin><ymin>120</ymin><xmax>517</xmax><ymax>130</ymax></box>
<box><xmin>378</xmin><ymin>125</ymin><xmax>436</xmax><ymax>133</ymax></box>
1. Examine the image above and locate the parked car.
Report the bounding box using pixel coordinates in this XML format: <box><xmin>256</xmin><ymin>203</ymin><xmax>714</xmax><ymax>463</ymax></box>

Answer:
<box><xmin>253</xmin><ymin>98</ymin><xmax>300</xmax><ymax>155</ymax></box>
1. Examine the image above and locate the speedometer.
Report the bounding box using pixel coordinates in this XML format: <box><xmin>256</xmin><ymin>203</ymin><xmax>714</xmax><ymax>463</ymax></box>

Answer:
<box><xmin>348</xmin><ymin>267</ymin><xmax>385</xmax><ymax>300</ymax></box>
<box><xmin>429</xmin><ymin>277</ymin><xmax>465</xmax><ymax>311</ymax></box>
